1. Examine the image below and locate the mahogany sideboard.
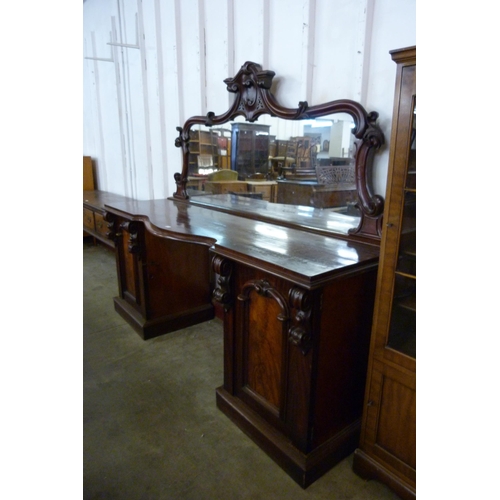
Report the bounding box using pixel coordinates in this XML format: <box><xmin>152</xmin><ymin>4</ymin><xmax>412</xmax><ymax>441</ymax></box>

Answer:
<box><xmin>82</xmin><ymin>59</ymin><xmax>395</xmax><ymax>489</ymax></box>
<box><xmin>83</xmin><ymin>190</ymin><xmax>216</xmax><ymax>340</ymax></box>
<box><xmin>83</xmin><ymin>189</ymin><xmax>381</xmax><ymax>486</ymax></box>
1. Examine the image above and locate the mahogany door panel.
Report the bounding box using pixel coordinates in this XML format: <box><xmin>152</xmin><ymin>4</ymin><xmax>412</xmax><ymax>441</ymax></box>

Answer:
<box><xmin>230</xmin><ymin>264</ymin><xmax>315</xmax><ymax>450</ymax></box>
<box><xmin>363</xmin><ymin>360</ymin><xmax>416</xmax><ymax>484</ymax></box>
<box><xmin>241</xmin><ymin>285</ymin><xmax>284</xmax><ymax>412</ymax></box>
<box><xmin>115</xmin><ymin>220</ymin><xmax>143</xmax><ymax>309</ymax></box>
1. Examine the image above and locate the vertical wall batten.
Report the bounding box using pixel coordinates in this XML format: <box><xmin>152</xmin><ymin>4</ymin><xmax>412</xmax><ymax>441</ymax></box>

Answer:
<box><xmin>136</xmin><ymin>0</ymin><xmax>155</xmax><ymax>199</ymax></box>
<box><xmin>90</xmin><ymin>31</ymin><xmax>108</xmax><ymax>192</ymax></box>
<box><xmin>354</xmin><ymin>0</ymin><xmax>369</xmax><ymax>103</ymax></box>
<box><xmin>110</xmin><ymin>16</ymin><xmax>130</xmax><ymax>197</ymax></box>
<box><xmin>174</xmin><ymin>0</ymin><xmax>185</xmax><ymax>127</ymax></box>
<box><xmin>154</xmin><ymin>0</ymin><xmax>169</xmax><ymax>197</ymax></box>
<box><xmin>116</xmin><ymin>0</ymin><xmax>137</xmax><ymax>199</ymax></box>
<box><xmin>359</xmin><ymin>0</ymin><xmax>374</xmax><ymax>105</ymax></box>
<box><xmin>262</xmin><ymin>0</ymin><xmax>270</xmax><ymax>70</ymax></box>
<box><xmin>305</xmin><ymin>0</ymin><xmax>317</xmax><ymax>104</ymax></box>
<box><xmin>227</xmin><ymin>0</ymin><xmax>235</xmax><ymax>110</ymax></box>
<box><xmin>198</xmin><ymin>0</ymin><xmax>207</xmax><ymax>116</ymax></box>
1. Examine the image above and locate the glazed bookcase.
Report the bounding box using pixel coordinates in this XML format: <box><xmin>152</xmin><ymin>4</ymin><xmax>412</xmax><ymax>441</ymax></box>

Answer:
<box><xmin>353</xmin><ymin>45</ymin><xmax>416</xmax><ymax>500</ymax></box>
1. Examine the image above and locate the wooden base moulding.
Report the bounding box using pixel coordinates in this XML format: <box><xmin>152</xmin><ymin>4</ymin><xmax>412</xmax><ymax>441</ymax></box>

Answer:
<box><xmin>217</xmin><ymin>387</ymin><xmax>361</xmax><ymax>488</ymax></box>
<box><xmin>113</xmin><ymin>297</ymin><xmax>214</xmax><ymax>340</ymax></box>
<box><xmin>353</xmin><ymin>449</ymin><xmax>416</xmax><ymax>500</ymax></box>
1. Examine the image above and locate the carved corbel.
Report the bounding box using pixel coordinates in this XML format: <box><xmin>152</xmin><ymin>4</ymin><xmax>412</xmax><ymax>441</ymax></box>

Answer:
<box><xmin>103</xmin><ymin>211</ymin><xmax>118</xmax><ymax>243</ymax></box>
<box><xmin>116</xmin><ymin>221</ymin><xmax>142</xmax><ymax>257</ymax></box>
<box><xmin>288</xmin><ymin>286</ymin><xmax>313</xmax><ymax>355</ymax></box>
<box><xmin>212</xmin><ymin>256</ymin><xmax>233</xmax><ymax>311</ymax></box>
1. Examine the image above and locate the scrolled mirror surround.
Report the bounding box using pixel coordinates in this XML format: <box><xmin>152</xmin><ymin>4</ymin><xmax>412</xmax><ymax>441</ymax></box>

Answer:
<box><xmin>174</xmin><ymin>61</ymin><xmax>385</xmax><ymax>241</ymax></box>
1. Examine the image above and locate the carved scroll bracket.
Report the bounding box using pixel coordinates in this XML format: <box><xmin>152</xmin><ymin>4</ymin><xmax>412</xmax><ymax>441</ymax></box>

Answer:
<box><xmin>237</xmin><ymin>279</ymin><xmax>289</xmax><ymax>323</ymax></box>
<box><xmin>212</xmin><ymin>256</ymin><xmax>233</xmax><ymax>312</ymax></box>
<box><xmin>288</xmin><ymin>286</ymin><xmax>313</xmax><ymax>355</ymax></box>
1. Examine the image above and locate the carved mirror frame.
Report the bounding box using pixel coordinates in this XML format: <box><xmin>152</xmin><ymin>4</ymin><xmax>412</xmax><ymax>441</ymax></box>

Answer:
<box><xmin>174</xmin><ymin>61</ymin><xmax>385</xmax><ymax>241</ymax></box>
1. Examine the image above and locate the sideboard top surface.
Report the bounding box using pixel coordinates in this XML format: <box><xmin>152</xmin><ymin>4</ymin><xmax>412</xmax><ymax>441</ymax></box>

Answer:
<box><xmin>187</xmin><ymin>193</ymin><xmax>360</xmax><ymax>238</ymax></box>
<box><xmin>85</xmin><ymin>191</ymin><xmax>379</xmax><ymax>287</ymax></box>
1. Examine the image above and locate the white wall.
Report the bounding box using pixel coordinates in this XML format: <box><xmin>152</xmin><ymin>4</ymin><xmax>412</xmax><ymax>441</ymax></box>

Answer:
<box><xmin>83</xmin><ymin>0</ymin><xmax>416</xmax><ymax>200</ymax></box>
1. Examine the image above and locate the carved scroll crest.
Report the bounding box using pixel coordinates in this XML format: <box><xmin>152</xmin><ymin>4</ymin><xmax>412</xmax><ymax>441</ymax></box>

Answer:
<box><xmin>173</xmin><ymin>60</ymin><xmax>385</xmax><ymax>241</ymax></box>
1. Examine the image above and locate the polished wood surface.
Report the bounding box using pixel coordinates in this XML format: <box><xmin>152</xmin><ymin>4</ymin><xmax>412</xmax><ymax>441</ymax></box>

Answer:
<box><xmin>187</xmin><ymin>193</ymin><xmax>362</xmax><ymax>240</ymax></box>
<box><xmin>353</xmin><ymin>46</ymin><xmax>416</xmax><ymax>500</ymax></box>
<box><xmin>102</xmin><ymin>196</ymin><xmax>379</xmax><ymax>288</ymax></box>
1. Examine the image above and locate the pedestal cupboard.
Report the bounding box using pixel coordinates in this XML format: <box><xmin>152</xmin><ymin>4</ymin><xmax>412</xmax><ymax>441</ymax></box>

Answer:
<box><xmin>353</xmin><ymin>46</ymin><xmax>416</xmax><ymax>499</ymax></box>
<box><xmin>212</xmin><ymin>233</ymin><xmax>379</xmax><ymax>489</ymax></box>
<box><xmin>100</xmin><ymin>197</ymin><xmax>216</xmax><ymax>340</ymax></box>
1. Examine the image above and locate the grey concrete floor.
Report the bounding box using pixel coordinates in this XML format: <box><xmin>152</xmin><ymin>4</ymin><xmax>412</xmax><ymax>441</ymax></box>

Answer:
<box><xmin>83</xmin><ymin>239</ymin><xmax>401</xmax><ymax>500</ymax></box>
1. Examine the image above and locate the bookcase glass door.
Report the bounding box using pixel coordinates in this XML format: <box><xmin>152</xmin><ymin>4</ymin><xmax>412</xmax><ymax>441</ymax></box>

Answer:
<box><xmin>387</xmin><ymin>98</ymin><xmax>416</xmax><ymax>359</ymax></box>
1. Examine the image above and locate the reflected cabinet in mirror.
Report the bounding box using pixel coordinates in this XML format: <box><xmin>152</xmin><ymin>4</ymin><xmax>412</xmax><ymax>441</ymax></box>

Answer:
<box><xmin>174</xmin><ymin>61</ymin><xmax>385</xmax><ymax>243</ymax></box>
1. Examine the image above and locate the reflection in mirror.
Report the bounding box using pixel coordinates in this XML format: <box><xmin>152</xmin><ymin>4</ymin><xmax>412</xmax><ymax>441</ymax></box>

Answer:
<box><xmin>174</xmin><ymin>61</ymin><xmax>385</xmax><ymax>242</ymax></box>
<box><xmin>185</xmin><ymin>114</ymin><xmax>359</xmax><ymax>216</ymax></box>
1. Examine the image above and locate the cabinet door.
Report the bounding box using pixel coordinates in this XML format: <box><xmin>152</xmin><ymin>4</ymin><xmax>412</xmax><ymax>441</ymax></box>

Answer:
<box><xmin>363</xmin><ymin>359</ymin><xmax>416</xmax><ymax>487</ymax></box>
<box><xmin>230</xmin><ymin>264</ymin><xmax>316</xmax><ymax>451</ymax></box>
<box><xmin>115</xmin><ymin>219</ymin><xmax>145</xmax><ymax>312</ymax></box>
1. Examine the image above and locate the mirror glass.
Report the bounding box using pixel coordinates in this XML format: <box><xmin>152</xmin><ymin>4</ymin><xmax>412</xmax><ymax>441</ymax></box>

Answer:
<box><xmin>184</xmin><ymin>113</ymin><xmax>361</xmax><ymax>235</ymax></box>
